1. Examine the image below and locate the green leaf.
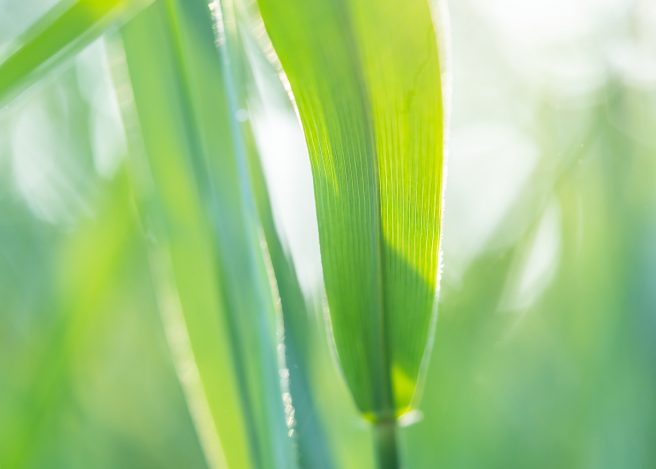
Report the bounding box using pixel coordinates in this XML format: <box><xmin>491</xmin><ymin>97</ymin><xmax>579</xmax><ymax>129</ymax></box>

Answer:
<box><xmin>257</xmin><ymin>0</ymin><xmax>446</xmax><ymax>420</ymax></box>
<box><xmin>0</xmin><ymin>0</ymin><xmax>152</xmax><ymax>107</ymax></box>
<box><xmin>115</xmin><ymin>1</ymin><xmax>295</xmax><ymax>467</ymax></box>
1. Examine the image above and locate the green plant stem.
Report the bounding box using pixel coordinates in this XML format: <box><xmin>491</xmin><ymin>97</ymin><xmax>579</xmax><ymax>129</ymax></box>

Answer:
<box><xmin>373</xmin><ymin>419</ymin><xmax>401</xmax><ymax>469</ymax></box>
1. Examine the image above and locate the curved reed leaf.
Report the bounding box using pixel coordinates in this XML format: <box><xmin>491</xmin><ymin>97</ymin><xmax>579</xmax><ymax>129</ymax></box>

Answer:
<box><xmin>257</xmin><ymin>0</ymin><xmax>447</xmax><ymax>421</ymax></box>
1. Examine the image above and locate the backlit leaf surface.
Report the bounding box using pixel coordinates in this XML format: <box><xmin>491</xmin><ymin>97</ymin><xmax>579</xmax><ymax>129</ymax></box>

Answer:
<box><xmin>257</xmin><ymin>0</ymin><xmax>446</xmax><ymax>419</ymax></box>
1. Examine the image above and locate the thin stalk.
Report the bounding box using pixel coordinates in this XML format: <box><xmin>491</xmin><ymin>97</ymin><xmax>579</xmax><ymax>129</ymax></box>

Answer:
<box><xmin>373</xmin><ymin>419</ymin><xmax>401</xmax><ymax>469</ymax></box>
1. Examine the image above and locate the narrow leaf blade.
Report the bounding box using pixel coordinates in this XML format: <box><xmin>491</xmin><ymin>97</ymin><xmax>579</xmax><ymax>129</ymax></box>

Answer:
<box><xmin>115</xmin><ymin>1</ymin><xmax>296</xmax><ymax>466</ymax></box>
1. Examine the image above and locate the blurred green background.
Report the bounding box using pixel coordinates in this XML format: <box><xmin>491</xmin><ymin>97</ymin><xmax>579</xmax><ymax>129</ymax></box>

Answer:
<box><xmin>1</xmin><ymin>0</ymin><xmax>655</xmax><ymax>467</ymax></box>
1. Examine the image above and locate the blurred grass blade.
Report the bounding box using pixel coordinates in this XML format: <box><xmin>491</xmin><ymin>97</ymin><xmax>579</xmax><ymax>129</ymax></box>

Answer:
<box><xmin>244</xmin><ymin>101</ymin><xmax>336</xmax><ymax>468</ymax></box>
<box><xmin>0</xmin><ymin>0</ymin><xmax>152</xmax><ymax>107</ymax></box>
<box><xmin>248</xmin><ymin>142</ymin><xmax>335</xmax><ymax>468</ymax></box>
<box><xmin>212</xmin><ymin>0</ymin><xmax>335</xmax><ymax>466</ymax></box>
<box><xmin>115</xmin><ymin>0</ymin><xmax>295</xmax><ymax>467</ymax></box>
<box><xmin>257</xmin><ymin>0</ymin><xmax>447</xmax><ymax>423</ymax></box>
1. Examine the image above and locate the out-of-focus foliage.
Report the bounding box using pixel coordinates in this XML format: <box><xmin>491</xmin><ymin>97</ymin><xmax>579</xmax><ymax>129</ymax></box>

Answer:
<box><xmin>0</xmin><ymin>55</ymin><xmax>206</xmax><ymax>467</ymax></box>
<box><xmin>1</xmin><ymin>0</ymin><xmax>655</xmax><ymax>468</ymax></box>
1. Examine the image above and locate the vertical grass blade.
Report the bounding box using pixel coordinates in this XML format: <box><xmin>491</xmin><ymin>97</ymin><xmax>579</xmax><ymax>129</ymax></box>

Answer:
<box><xmin>115</xmin><ymin>1</ymin><xmax>295</xmax><ymax>467</ymax></box>
<box><xmin>257</xmin><ymin>0</ymin><xmax>447</xmax><ymax>426</ymax></box>
<box><xmin>246</xmin><ymin>124</ymin><xmax>335</xmax><ymax>469</ymax></box>
<box><xmin>208</xmin><ymin>0</ymin><xmax>334</xmax><ymax>465</ymax></box>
